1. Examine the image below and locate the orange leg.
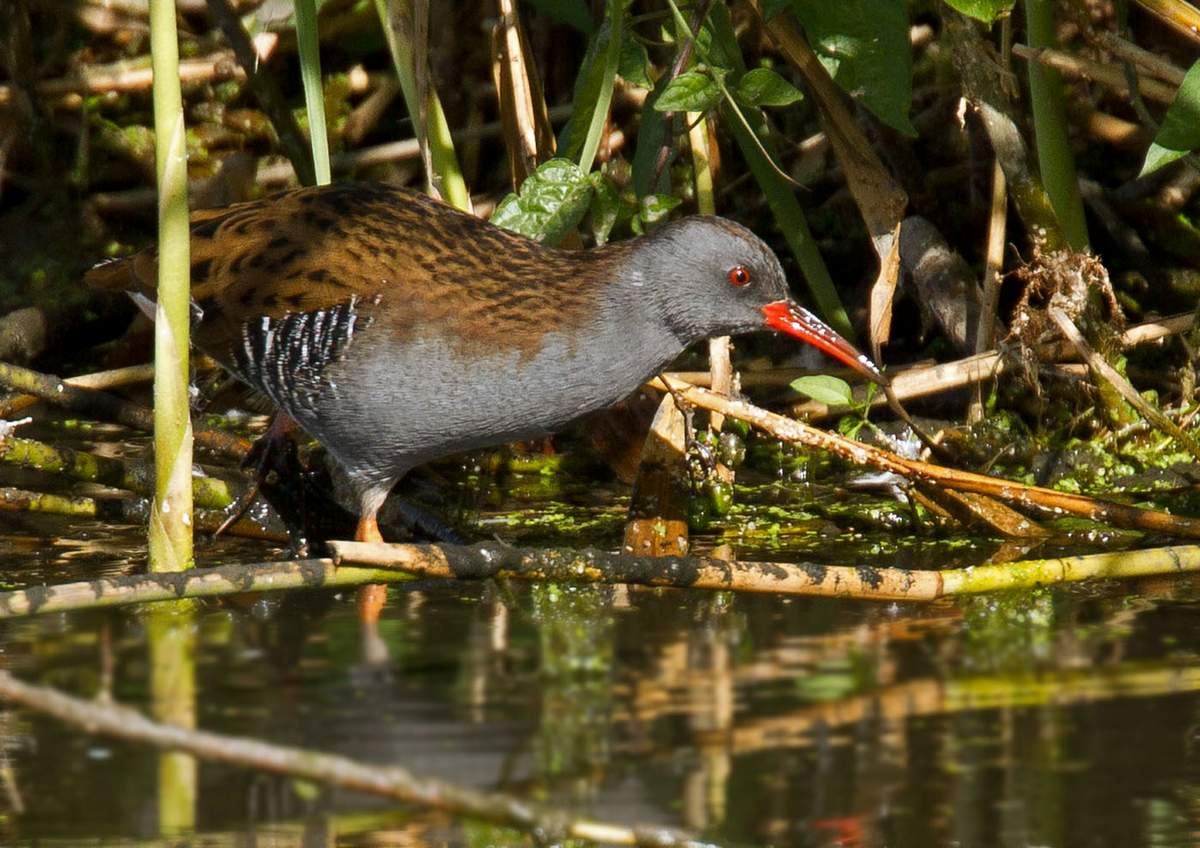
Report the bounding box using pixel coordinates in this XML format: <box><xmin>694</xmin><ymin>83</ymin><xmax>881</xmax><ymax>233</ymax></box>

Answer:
<box><xmin>355</xmin><ymin>515</ymin><xmax>388</xmax><ymax>625</ymax></box>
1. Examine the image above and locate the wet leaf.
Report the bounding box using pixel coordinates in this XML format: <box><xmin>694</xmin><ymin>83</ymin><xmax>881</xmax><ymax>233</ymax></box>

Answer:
<box><xmin>654</xmin><ymin>70</ymin><xmax>720</xmax><ymax>112</ymax></box>
<box><xmin>490</xmin><ymin>159</ymin><xmax>593</xmax><ymax>244</ymax></box>
<box><xmin>588</xmin><ymin>172</ymin><xmax>620</xmax><ymax>245</ymax></box>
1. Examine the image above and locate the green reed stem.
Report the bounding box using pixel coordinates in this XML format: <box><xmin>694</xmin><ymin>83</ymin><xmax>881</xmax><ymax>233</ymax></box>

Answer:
<box><xmin>148</xmin><ymin>0</ymin><xmax>193</xmax><ymax>573</ymax></box>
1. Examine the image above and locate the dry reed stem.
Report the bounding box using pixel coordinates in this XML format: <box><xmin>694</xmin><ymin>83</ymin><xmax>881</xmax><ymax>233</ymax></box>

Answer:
<box><xmin>651</xmin><ymin>376</ymin><xmax>1200</xmax><ymax>538</ymax></box>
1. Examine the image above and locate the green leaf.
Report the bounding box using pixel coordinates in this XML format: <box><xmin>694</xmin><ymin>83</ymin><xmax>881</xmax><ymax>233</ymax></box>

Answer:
<box><xmin>653</xmin><ymin>70</ymin><xmax>721</xmax><ymax>112</ymax></box>
<box><xmin>489</xmin><ymin>159</ymin><xmax>594</xmax><ymax>244</ymax></box>
<box><xmin>737</xmin><ymin>67</ymin><xmax>804</xmax><ymax>107</ymax></box>
<box><xmin>1140</xmin><ymin>59</ymin><xmax>1200</xmax><ymax>177</ymax></box>
<box><xmin>618</xmin><ymin>33</ymin><xmax>652</xmax><ymax>89</ymax></box>
<box><xmin>789</xmin><ymin>375</ymin><xmax>854</xmax><ymax>406</ymax></box>
<box><xmin>588</xmin><ymin>172</ymin><xmax>620</xmax><ymax>245</ymax></box>
<box><xmin>941</xmin><ymin>0</ymin><xmax>1014</xmax><ymax>24</ymax></box>
<box><xmin>789</xmin><ymin>0</ymin><xmax>915</xmax><ymax>135</ymax></box>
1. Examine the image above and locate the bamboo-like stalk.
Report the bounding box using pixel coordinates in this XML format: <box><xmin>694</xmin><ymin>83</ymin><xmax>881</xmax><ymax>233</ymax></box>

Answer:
<box><xmin>294</xmin><ymin>0</ymin><xmax>331</xmax><ymax>185</ymax></box>
<box><xmin>0</xmin><ymin>670</ymin><xmax>707</xmax><ymax>848</ymax></box>
<box><xmin>146</xmin><ymin>606</ymin><xmax>196</xmax><ymax>832</ymax></box>
<box><xmin>147</xmin><ymin>0</ymin><xmax>193</xmax><ymax>574</ymax></box>
<box><xmin>1023</xmin><ymin>0</ymin><xmax>1089</xmax><ymax>250</ymax></box>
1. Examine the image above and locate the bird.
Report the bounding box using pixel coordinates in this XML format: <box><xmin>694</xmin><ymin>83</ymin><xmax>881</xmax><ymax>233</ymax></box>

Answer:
<box><xmin>88</xmin><ymin>180</ymin><xmax>888</xmax><ymax>545</ymax></box>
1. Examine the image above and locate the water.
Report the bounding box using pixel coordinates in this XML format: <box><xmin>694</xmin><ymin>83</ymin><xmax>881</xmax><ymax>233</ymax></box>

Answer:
<box><xmin>1</xmin><ymin>430</ymin><xmax>1199</xmax><ymax>846</ymax></box>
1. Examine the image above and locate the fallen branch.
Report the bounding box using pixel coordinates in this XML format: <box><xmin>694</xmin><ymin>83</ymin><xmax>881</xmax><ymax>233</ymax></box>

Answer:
<box><xmin>331</xmin><ymin>541</ymin><xmax>1200</xmax><ymax>599</ymax></box>
<box><xmin>0</xmin><ymin>671</ymin><xmax>710</xmax><ymax>848</ymax></box>
<box><xmin>652</xmin><ymin>376</ymin><xmax>1200</xmax><ymax>538</ymax></box>
<box><xmin>3</xmin><ymin>539</ymin><xmax>1200</xmax><ymax>619</ymax></box>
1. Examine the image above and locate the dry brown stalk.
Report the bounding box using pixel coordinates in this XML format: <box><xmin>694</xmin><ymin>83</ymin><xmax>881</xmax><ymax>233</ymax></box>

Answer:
<box><xmin>650</xmin><ymin>376</ymin><xmax>1200</xmax><ymax>538</ymax></box>
<box><xmin>1095</xmin><ymin>31</ymin><xmax>1187</xmax><ymax>85</ymax></box>
<box><xmin>0</xmin><ymin>361</ymin><xmax>252</xmax><ymax>460</ymax></box>
<box><xmin>0</xmin><ymin>363</ymin><xmax>154</xmax><ymax>418</ymax></box>
<box><xmin>329</xmin><ymin>541</ymin><xmax>1200</xmax><ymax>598</ymax></box>
<box><xmin>1012</xmin><ymin>44</ymin><xmax>1178</xmax><ymax>105</ymax></box>
<box><xmin>3</xmin><ymin>539</ymin><xmax>1200</xmax><ymax>620</ymax></box>
<box><xmin>784</xmin><ymin>311</ymin><xmax>1196</xmax><ymax>418</ymax></box>
<box><xmin>1049</xmin><ymin>307</ymin><xmax>1200</xmax><ymax>462</ymax></box>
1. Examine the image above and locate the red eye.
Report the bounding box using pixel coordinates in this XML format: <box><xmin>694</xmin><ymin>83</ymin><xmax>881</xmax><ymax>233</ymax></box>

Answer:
<box><xmin>728</xmin><ymin>266</ymin><xmax>751</xmax><ymax>287</ymax></box>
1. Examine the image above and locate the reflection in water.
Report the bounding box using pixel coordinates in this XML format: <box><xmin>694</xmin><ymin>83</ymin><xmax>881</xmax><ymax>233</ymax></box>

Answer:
<box><xmin>3</xmin><ymin>472</ymin><xmax>1200</xmax><ymax>845</ymax></box>
<box><xmin>145</xmin><ymin>603</ymin><xmax>196</xmax><ymax>834</ymax></box>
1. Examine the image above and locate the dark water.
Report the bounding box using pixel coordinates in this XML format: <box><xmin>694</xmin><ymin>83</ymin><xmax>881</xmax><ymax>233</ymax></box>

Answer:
<box><xmin>1</xmin><ymin>429</ymin><xmax>1200</xmax><ymax>846</ymax></box>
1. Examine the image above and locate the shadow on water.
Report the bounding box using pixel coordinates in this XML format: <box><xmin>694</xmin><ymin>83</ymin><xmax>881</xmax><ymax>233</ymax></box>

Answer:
<box><xmin>1</xmin><ymin>449</ymin><xmax>1200</xmax><ymax>847</ymax></box>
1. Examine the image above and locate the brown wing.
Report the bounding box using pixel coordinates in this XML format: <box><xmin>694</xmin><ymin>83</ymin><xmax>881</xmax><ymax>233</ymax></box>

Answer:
<box><xmin>86</xmin><ymin>181</ymin><xmax>620</xmax><ymax>365</ymax></box>
<box><xmin>87</xmin><ymin>183</ymin><xmax>456</xmax><ymax>359</ymax></box>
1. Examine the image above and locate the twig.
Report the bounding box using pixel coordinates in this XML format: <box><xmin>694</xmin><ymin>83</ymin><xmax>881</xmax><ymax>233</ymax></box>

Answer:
<box><xmin>784</xmin><ymin>311</ymin><xmax>1196</xmax><ymax>418</ymax></box>
<box><xmin>1012</xmin><ymin>44</ymin><xmax>1178</xmax><ymax>105</ymax></box>
<box><xmin>0</xmin><ymin>671</ymin><xmax>712</xmax><ymax>847</ymax></box>
<box><xmin>0</xmin><ymin>47</ymin><xmax>271</xmax><ymax>106</ymax></box>
<box><xmin>0</xmin><ymin>484</ymin><xmax>284</xmax><ymax>542</ymax></box>
<box><xmin>1096</xmin><ymin>31</ymin><xmax>1186</xmax><ymax>85</ymax></box>
<box><xmin>0</xmin><ymin>434</ymin><xmax>239</xmax><ymax>510</ymax></box>
<box><xmin>651</xmin><ymin>376</ymin><xmax>1200</xmax><ymax>538</ymax></box>
<box><xmin>0</xmin><ymin>361</ymin><xmax>251</xmax><ymax>460</ymax></box>
<box><xmin>1049</xmin><ymin>307</ymin><xmax>1200</xmax><ymax>462</ymax></box>
<box><xmin>972</xmin><ymin>158</ymin><xmax>1008</xmax><ymax>422</ymax></box>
